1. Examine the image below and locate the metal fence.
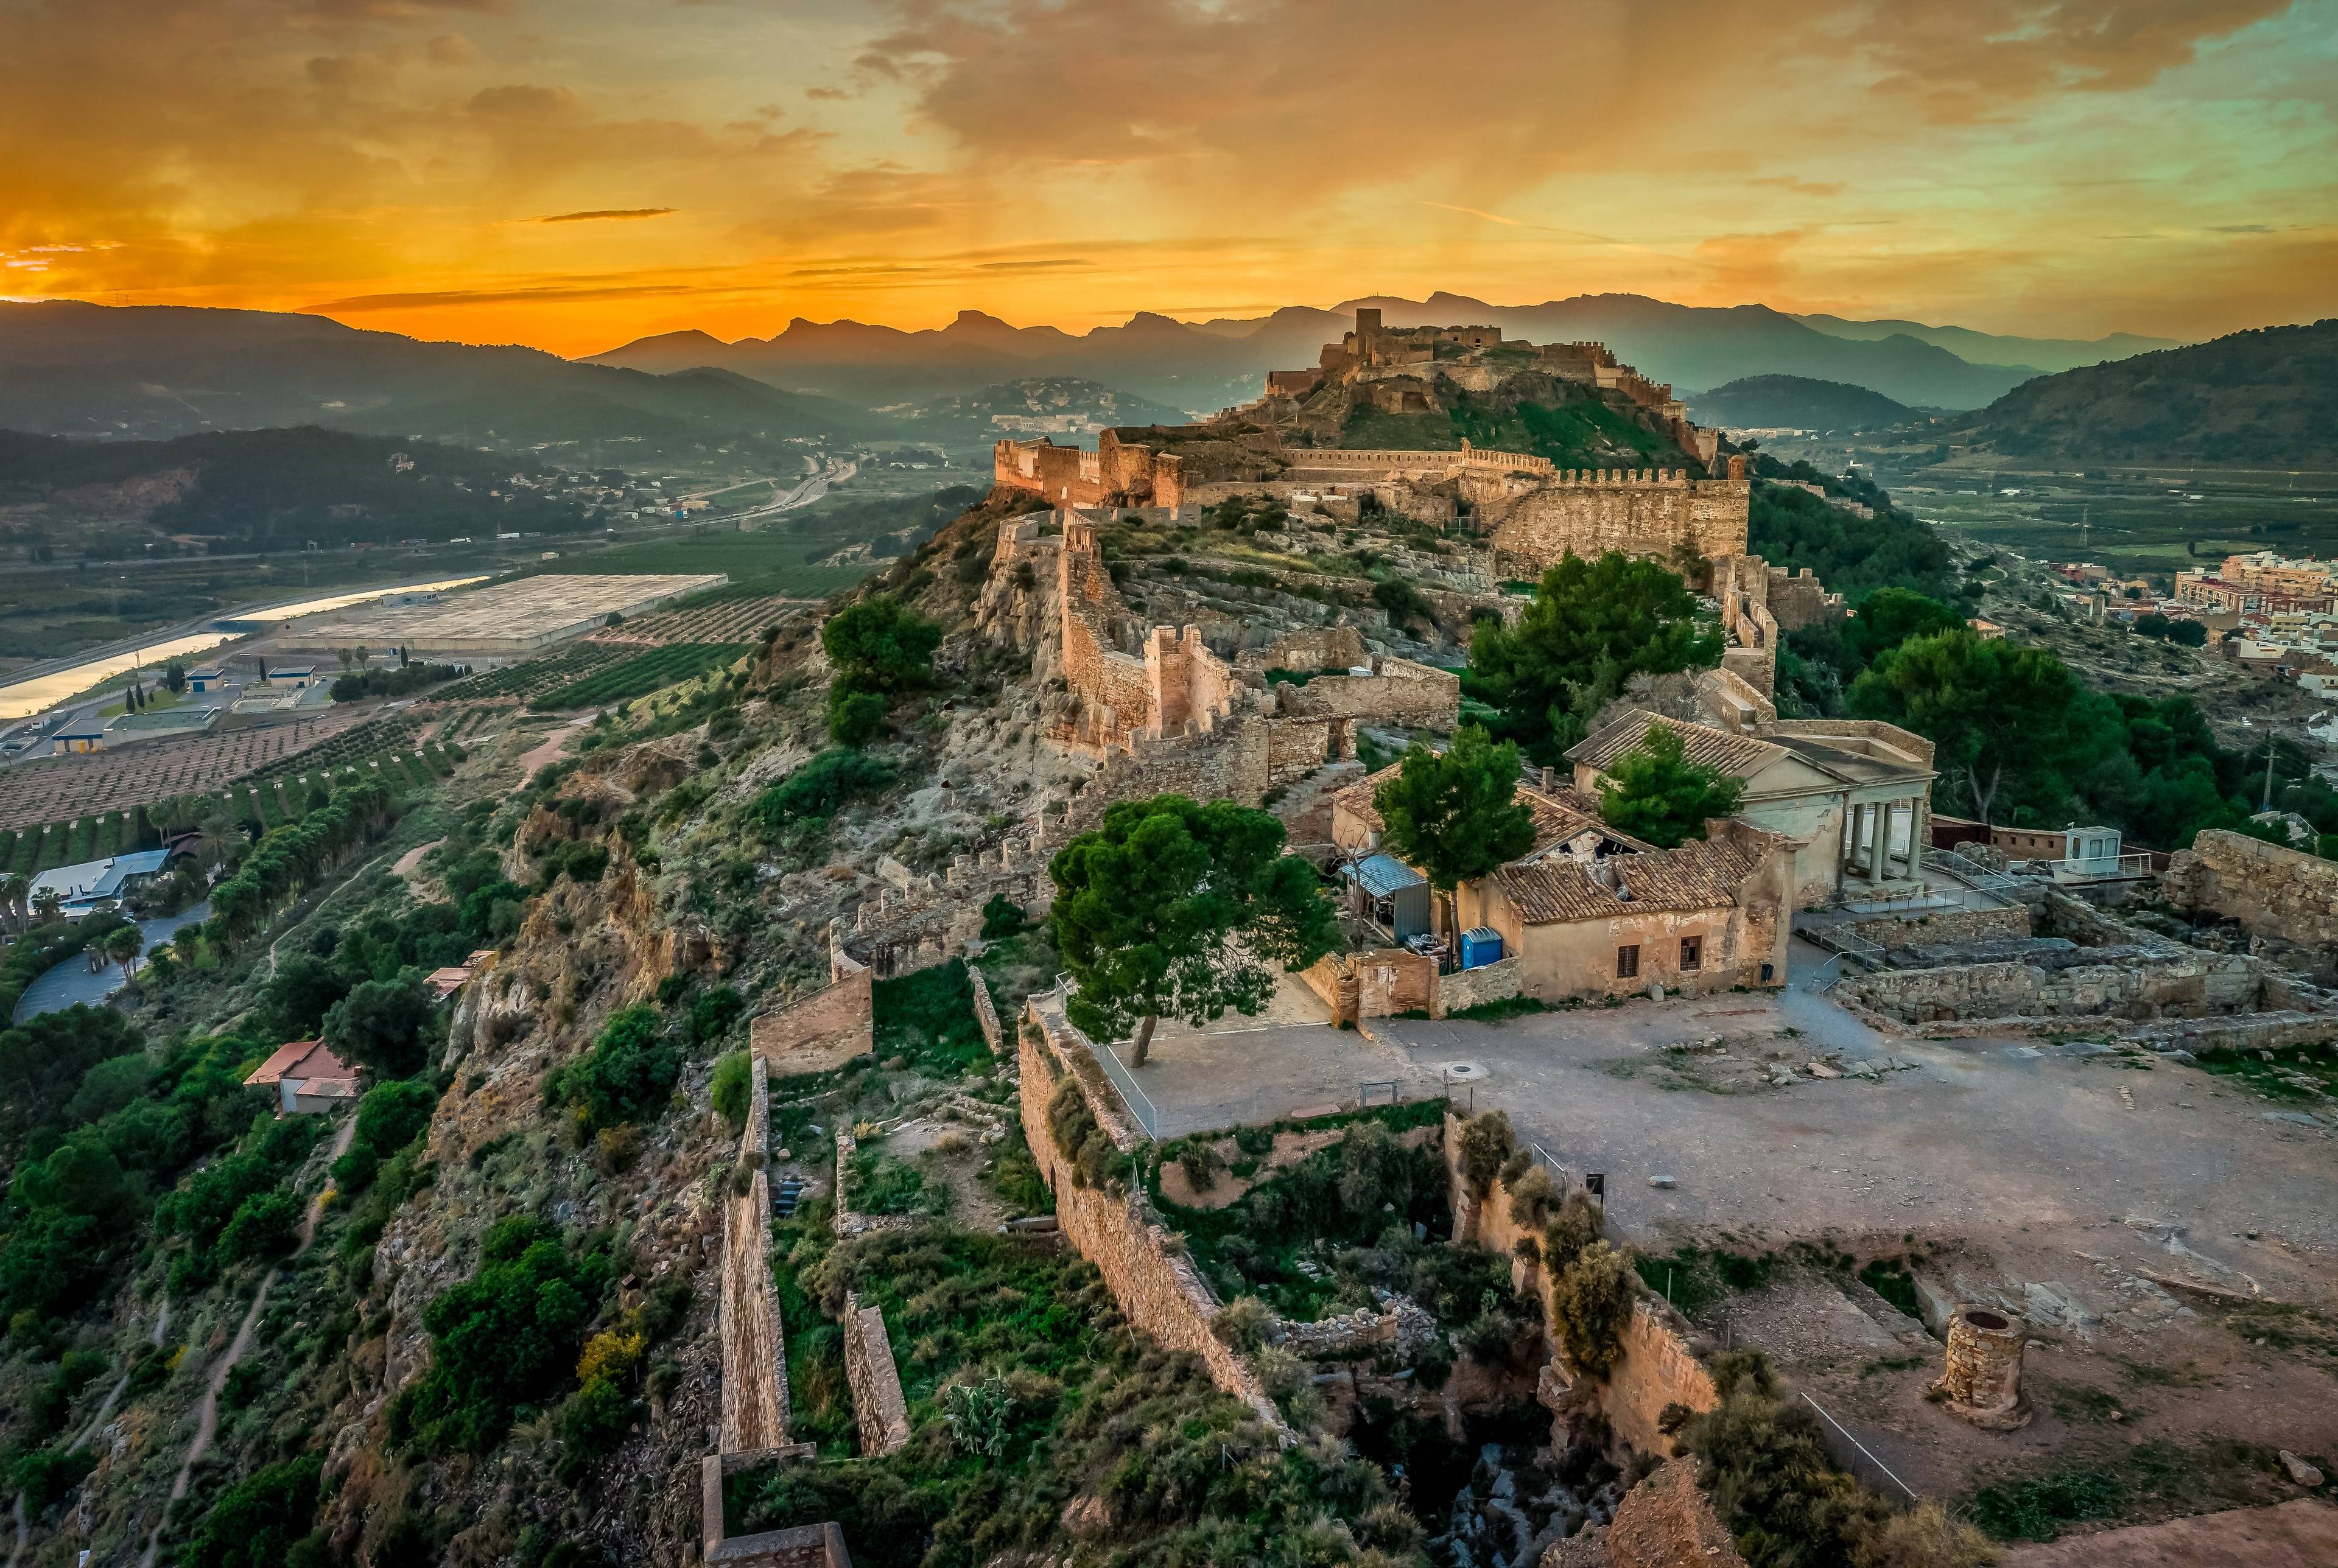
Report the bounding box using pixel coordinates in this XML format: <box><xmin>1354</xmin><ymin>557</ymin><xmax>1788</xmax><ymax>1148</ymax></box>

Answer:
<box><xmin>1051</xmin><ymin>974</ymin><xmax>1162</xmax><ymax>1139</ymax></box>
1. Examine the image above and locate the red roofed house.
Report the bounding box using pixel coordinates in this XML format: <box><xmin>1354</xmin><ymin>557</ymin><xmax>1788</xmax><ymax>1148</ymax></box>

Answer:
<box><xmin>244</xmin><ymin>1039</ymin><xmax>362</xmax><ymax>1116</ymax></box>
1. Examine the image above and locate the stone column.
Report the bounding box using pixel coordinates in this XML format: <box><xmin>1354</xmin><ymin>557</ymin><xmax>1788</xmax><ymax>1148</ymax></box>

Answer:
<box><xmin>1907</xmin><ymin>796</ymin><xmax>1926</xmax><ymax>883</ymax></box>
<box><xmin>1846</xmin><ymin>802</ymin><xmax>1866</xmax><ymax>881</ymax></box>
<box><xmin>1867</xmin><ymin>799</ymin><xmax>1889</xmax><ymax>887</ymax></box>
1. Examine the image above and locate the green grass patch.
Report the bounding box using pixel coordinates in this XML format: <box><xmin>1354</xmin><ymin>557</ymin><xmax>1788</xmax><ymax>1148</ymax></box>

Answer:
<box><xmin>1856</xmin><ymin>1256</ymin><xmax>1922</xmax><ymax>1319</ymax></box>
<box><xmin>1967</xmin><ymin>1467</ymin><xmax>2126</xmax><ymax>1542</ymax></box>
<box><xmin>845</xmin><ymin>1141</ymin><xmax>946</xmax><ymax>1219</ymax></box>
<box><xmin>63</xmin><ymin>816</ymin><xmax>95</xmax><ymax>863</ymax></box>
<box><xmin>870</xmin><ymin>959</ymin><xmax>992</xmax><ymax>1076</ymax></box>
<box><xmin>1633</xmin><ymin>1246</ymin><xmax>1778</xmax><ymax>1319</ymax></box>
<box><xmin>2196</xmin><ymin>1043</ymin><xmax>2338</xmax><ymax>1103</ymax></box>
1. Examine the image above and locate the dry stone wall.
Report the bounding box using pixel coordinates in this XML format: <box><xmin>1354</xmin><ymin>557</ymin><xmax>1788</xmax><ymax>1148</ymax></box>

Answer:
<box><xmin>843</xmin><ymin>1292</ymin><xmax>911</xmax><ymax>1455</ymax></box>
<box><xmin>1017</xmin><ymin>999</ymin><xmax>1289</xmax><ymax>1434</ymax></box>
<box><xmin>1842</xmin><ymin>904</ymin><xmax>2032</xmax><ymax>953</ymax></box>
<box><xmin>2167</xmin><ymin>829</ymin><xmax>2338</xmax><ymax>947</ymax></box>
<box><xmin>718</xmin><ymin>1055</ymin><xmax>792</xmax><ymax>1454</ymax></box>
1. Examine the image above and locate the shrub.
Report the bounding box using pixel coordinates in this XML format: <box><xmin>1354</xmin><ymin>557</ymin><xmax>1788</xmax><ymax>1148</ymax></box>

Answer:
<box><xmin>710</xmin><ymin>1050</ymin><xmax>753</xmax><ymax>1130</ymax></box>
<box><xmin>388</xmin><ymin>1217</ymin><xmax>615</xmax><ymax>1454</ymax></box>
<box><xmin>1506</xmin><ymin>1163</ymin><xmax>1560</xmax><ymax>1228</ymax></box>
<box><xmin>1550</xmin><ymin>1241</ymin><xmax>1634</xmax><ymax>1377</ymax></box>
<box><xmin>1456</xmin><ymin>1110</ymin><xmax>1517</xmax><ymax>1194</ymax></box>
<box><xmin>980</xmin><ymin>893</ymin><xmax>1025</xmax><ymax>939</ymax></box>
<box><xmin>1045</xmin><ymin>1077</ymin><xmax>1129</xmax><ymax>1196</ymax></box>
<box><xmin>595</xmin><ymin>1124</ymin><xmax>643</xmax><ymax>1174</ymax></box>
<box><xmin>178</xmin><ymin>1454</ymin><xmax>323</xmax><ymax>1568</ymax></box>
<box><xmin>826</xmin><ymin>687</ymin><xmax>886</xmax><ymax>746</ymax></box>
<box><xmin>1211</xmin><ymin>1295</ymin><xmax>1270</xmax><ymax>1353</ymax></box>
<box><xmin>689</xmin><ymin>985</ymin><xmax>746</xmax><ymax>1048</ymax></box>
<box><xmin>1542</xmin><ymin>1189</ymin><xmax>1604</xmax><ymax>1275</ymax></box>
<box><xmin>746</xmin><ymin>750</ymin><xmax>899</xmax><ymax>834</ymax></box>
<box><xmin>218</xmin><ymin>1188</ymin><xmax>303</xmax><ymax>1264</ymax></box>
<box><xmin>11</xmin><ymin>1443</ymin><xmax>96</xmax><ymax>1515</ymax></box>
<box><xmin>552</xmin><ymin>1005</ymin><xmax>679</xmax><ymax>1131</ymax></box>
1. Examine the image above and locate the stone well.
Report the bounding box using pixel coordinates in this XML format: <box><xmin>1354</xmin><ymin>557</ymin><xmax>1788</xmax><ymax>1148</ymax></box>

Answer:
<box><xmin>1932</xmin><ymin>1307</ymin><xmax>2029</xmax><ymax>1430</ymax></box>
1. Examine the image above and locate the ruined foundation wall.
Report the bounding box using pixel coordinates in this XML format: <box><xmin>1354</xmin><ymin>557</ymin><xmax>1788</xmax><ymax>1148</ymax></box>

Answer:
<box><xmin>1442</xmin><ymin>1115</ymin><xmax>1717</xmax><ymax>1455</ymax></box>
<box><xmin>1842</xmin><ymin>904</ymin><xmax>2032</xmax><ymax>953</ymax></box>
<box><xmin>1018</xmin><ymin>1003</ymin><xmax>1288</xmax><ymax>1432</ymax></box>
<box><xmin>2166</xmin><ymin>828</ymin><xmax>2338</xmax><ymax>947</ymax></box>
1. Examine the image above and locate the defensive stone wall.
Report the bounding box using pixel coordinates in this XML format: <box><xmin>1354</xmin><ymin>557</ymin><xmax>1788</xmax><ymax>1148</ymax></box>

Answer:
<box><xmin>1487</xmin><ymin>461</ymin><xmax>1750</xmax><ymax>575</ymax></box>
<box><xmin>1441</xmin><ymin>1115</ymin><xmax>1717</xmax><ymax>1455</ymax></box>
<box><xmin>967</xmin><ymin>965</ymin><xmax>1004</xmax><ymax>1055</ymax></box>
<box><xmin>748</xmin><ymin>926</ymin><xmax>872</xmax><ymax>1080</ymax></box>
<box><xmin>717</xmin><ymin>1055</ymin><xmax>792</xmax><ymax>1454</ymax></box>
<box><xmin>1017</xmin><ymin>998</ymin><xmax>1290</xmax><ymax>1434</ymax></box>
<box><xmin>2166</xmin><ymin>829</ymin><xmax>2338</xmax><ymax>947</ymax></box>
<box><xmin>842</xmin><ymin>1292</ymin><xmax>911</xmax><ymax>1456</ymax></box>
<box><xmin>1282</xmin><ymin>656</ymin><xmax>1462</xmax><ymax>726</ymax></box>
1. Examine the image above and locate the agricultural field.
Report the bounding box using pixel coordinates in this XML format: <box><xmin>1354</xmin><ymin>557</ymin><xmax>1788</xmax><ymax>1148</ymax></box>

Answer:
<box><xmin>0</xmin><ymin>706</ymin><xmax>379</xmax><ymax>833</ymax></box>
<box><xmin>539</xmin><ymin>528</ymin><xmax>871</xmax><ymax>598</ymax></box>
<box><xmin>432</xmin><ymin>645</ymin><xmax>627</xmax><ymax>705</ymax></box>
<box><xmin>242</xmin><ymin>714</ymin><xmax>429</xmax><ymax>781</ymax></box>
<box><xmin>589</xmin><ymin>593</ymin><xmax>807</xmax><ymax>649</ymax></box>
<box><xmin>528</xmin><ymin>642</ymin><xmax>748</xmax><ymax>710</ymax></box>
<box><xmin>0</xmin><ymin>741</ymin><xmax>462</xmax><ymax>875</ymax></box>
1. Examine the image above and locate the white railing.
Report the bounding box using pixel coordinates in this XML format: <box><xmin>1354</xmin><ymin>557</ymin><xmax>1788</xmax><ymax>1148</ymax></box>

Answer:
<box><xmin>2051</xmin><ymin>852</ymin><xmax>2155</xmax><ymax>883</ymax></box>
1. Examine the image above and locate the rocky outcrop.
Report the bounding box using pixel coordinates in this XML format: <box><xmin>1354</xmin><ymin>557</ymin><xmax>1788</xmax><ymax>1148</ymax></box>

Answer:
<box><xmin>1543</xmin><ymin>1458</ymin><xmax>1747</xmax><ymax>1568</ymax></box>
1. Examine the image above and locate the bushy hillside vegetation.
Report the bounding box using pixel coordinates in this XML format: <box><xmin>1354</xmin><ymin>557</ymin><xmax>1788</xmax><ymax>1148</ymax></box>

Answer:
<box><xmin>1688</xmin><ymin>374</ymin><xmax>1915</xmax><ymax>432</ymax></box>
<box><xmin>1957</xmin><ymin>318</ymin><xmax>2338</xmax><ymax>466</ymax></box>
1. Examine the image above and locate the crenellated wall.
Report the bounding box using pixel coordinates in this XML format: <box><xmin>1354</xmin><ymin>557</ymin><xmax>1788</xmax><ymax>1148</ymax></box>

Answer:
<box><xmin>1487</xmin><ymin>461</ymin><xmax>1750</xmax><ymax>572</ymax></box>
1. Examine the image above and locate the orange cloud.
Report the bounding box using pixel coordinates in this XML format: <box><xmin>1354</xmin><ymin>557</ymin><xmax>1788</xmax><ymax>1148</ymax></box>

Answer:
<box><xmin>0</xmin><ymin>0</ymin><xmax>2325</xmax><ymax>354</ymax></box>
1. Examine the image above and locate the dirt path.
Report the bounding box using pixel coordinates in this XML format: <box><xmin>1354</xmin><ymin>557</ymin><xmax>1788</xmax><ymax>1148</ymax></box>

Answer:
<box><xmin>516</xmin><ymin>716</ymin><xmax>590</xmax><ymax>785</ymax></box>
<box><xmin>136</xmin><ymin>1117</ymin><xmax>356</xmax><ymax>1568</ymax></box>
<box><xmin>391</xmin><ymin>838</ymin><xmax>443</xmax><ymax>880</ymax></box>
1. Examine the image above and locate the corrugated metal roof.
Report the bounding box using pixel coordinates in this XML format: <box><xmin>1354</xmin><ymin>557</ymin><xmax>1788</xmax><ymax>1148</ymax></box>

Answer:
<box><xmin>1355</xmin><ymin>853</ymin><xmax>1428</xmax><ymax>897</ymax></box>
<box><xmin>1567</xmin><ymin>710</ymin><xmax>1783</xmax><ymax>781</ymax></box>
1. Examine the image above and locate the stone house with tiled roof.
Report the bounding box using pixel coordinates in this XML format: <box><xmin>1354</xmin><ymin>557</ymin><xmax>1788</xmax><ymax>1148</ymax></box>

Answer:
<box><xmin>1325</xmin><ymin>748</ymin><xmax>1791</xmax><ymax>1003</ymax></box>
<box><xmin>1568</xmin><ymin>709</ymin><xmax>1938</xmax><ymax>908</ymax></box>
<box><xmin>1453</xmin><ymin>818</ymin><xmax>1795</xmax><ymax>1002</ymax></box>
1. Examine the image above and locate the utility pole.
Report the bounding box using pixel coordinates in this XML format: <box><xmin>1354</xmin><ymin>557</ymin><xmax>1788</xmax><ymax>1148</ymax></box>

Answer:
<box><xmin>2264</xmin><ymin>732</ymin><xmax>2279</xmax><ymax>814</ymax></box>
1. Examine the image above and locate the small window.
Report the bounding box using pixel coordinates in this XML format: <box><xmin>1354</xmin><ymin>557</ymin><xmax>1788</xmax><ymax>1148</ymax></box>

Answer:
<box><xmin>1616</xmin><ymin>944</ymin><xmax>1640</xmax><ymax>979</ymax></box>
<box><xmin>1680</xmin><ymin>936</ymin><xmax>1702</xmax><ymax>971</ymax></box>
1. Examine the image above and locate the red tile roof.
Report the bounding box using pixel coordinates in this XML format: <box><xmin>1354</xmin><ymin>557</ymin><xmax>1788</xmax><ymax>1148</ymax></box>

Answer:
<box><xmin>244</xmin><ymin>1038</ymin><xmax>359</xmax><ymax>1089</ymax></box>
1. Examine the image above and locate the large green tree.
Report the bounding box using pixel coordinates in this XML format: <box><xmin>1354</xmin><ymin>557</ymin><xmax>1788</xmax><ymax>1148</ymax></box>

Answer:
<box><xmin>1464</xmin><ymin>551</ymin><xmax>1721</xmax><ymax>763</ymax></box>
<box><xmin>1848</xmin><ymin>630</ymin><xmax>2093</xmax><ymax>826</ymax></box>
<box><xmin>1049</xmin><ymin>795</ymin><xmax>1340</xmax><ymax>1066</ymax></box>
<box><xmin>1371</xmin><ymin>725</ymin><xmax>1537</xmax><ymax>942</ymax></box>
<box><xmin>1595</xmin><ymin>723</ymin><xmax>1747</xmax><ymax>847</ymax></box>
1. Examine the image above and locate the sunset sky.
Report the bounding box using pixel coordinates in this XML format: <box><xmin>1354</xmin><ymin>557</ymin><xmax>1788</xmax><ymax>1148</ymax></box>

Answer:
<box><xmin>4</xmin><ymin>0</ymin><xmax>2334</xmax><ymax>357</ymax></box>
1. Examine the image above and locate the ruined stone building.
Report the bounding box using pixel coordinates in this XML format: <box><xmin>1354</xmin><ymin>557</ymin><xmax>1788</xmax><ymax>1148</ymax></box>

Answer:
<box><xmin>981</xmin><ymin>509</ymin><xmax>1461</xmax><ymax>818</ymax></box>
<box><xmin>1568</xmin><ymin>710</ymin><xmax>1939</xmax><ymax>909</ymax></box>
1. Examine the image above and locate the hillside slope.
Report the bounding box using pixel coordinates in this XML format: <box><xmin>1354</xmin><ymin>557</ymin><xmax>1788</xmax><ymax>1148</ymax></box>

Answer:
<box><xmin>1954</xmin><ymin>318</ymin><xmax>2338</xmax><ymax>466</ymax></box>
<box><xmin>1688</xmin><ymin>375</ymin><xmax>1915</xmax><ymax>432</ymax></box>
<box><xmin>0</xmin><ymin>302</ymin><xmax>882</xmax><ymax>456</ymax></box>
